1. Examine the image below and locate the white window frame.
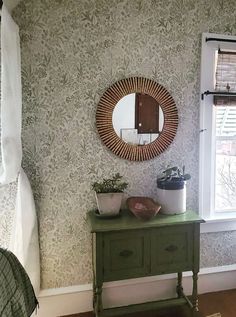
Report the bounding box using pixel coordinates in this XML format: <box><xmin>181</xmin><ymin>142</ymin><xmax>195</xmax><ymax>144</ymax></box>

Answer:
<box><xmin>200</xmin><ymin>32</ymin><xmax>236</xmax><ymax>232</ymax></box>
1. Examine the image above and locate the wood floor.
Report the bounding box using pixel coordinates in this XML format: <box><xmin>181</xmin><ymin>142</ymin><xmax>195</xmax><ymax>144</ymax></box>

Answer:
<box><xmin>63</xmin><ymin>289</ymin><xmax>236</xmax><ymax>317</ymax></box>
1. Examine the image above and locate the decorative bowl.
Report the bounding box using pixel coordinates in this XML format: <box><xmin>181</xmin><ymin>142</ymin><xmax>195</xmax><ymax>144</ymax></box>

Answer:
<box><xmin>127</xmin><ymin>197</ymin><xmax>161</xmax><ymax>221</ymax></box>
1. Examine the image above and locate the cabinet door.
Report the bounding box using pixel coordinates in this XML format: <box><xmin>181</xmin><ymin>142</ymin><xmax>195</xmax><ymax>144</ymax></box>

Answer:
<box><xmin>151</xmin><ymin>225</ymin><xmax>194</xmax><ymax>275</ymax></box>
<box><xmin>103</xmin><ymin>230</ymin><xmax>150</xmax><ymax>282</ymax></box>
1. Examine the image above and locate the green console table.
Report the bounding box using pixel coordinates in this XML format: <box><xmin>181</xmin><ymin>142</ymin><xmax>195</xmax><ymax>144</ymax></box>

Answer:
<box><xmin>88</xmin><ymin>210</ymin><xmax>204</xmax><ymax>317</ymax></box>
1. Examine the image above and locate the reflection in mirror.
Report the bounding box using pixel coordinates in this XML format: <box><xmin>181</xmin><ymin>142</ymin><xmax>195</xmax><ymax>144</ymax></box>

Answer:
<box><xmin>112</xmin><ymin>93</ymin><xmax>164</xmax><ymax>145</ymax></box>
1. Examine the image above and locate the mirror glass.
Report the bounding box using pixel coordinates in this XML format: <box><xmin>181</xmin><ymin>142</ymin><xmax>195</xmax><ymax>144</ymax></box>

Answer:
<box><xmin>112</xmin><ymin>93</ymin><xmax>164</xmax><ymax>145</ymax></box>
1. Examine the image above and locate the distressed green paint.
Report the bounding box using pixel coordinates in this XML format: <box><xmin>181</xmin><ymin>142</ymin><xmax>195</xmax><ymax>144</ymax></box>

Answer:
<box><xmin>89</xmin><ymin>210</ymin><xmax>204</xmax><ymax>316</ymax></box>
<box><xmin>150</xmin><ymin>225</ymin><xmax>194</xmax><ymax>274</ymax></box>
<box><xmin>88</xmin><ymin>210</ymin><xmax>203</xmax><ymax>232</ymax></box>
<box><xmin>103</xmin><ymin>230</ymin><xmax>150</xmax><ymax>282</ymax></box>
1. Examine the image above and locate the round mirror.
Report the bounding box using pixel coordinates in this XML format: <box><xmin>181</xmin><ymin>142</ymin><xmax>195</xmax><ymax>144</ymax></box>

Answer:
<box><xmin>96</xmin><ymin>77</ymin><xmax>178</xmax><ymax>161</ymax></box>
<box><xmin>112</xmin><ymin>93</ymin><xmax>164</xmax><ymax>145</ymax></box>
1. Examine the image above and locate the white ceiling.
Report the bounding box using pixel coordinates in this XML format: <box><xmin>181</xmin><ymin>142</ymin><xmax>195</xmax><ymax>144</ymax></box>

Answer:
<box><xmin>4</xmin><ymin>0</ymin><xmax>22</xmax><ymax>12</ymax></box>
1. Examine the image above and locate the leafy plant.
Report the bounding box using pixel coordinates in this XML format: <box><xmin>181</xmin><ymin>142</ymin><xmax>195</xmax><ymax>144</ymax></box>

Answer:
<box><xmin>157</xmin><ymin>166</ymin><xmax>191</xmax><ymax>182</ymax></box>
<box><xmin>92</xmin><ymin>173</ymin><xmax>128</xmax><ymax>193</ymax></box>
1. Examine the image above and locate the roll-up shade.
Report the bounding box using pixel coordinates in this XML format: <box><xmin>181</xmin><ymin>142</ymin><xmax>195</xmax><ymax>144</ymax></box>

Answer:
<box><xmin>214</xmin><ymin>50</ymin><xmax>236</xmax><ymax>107</ymax></box>
<box><xmin>215</xmin><ymin>49</ymin><xmax>236</xmax><ymax>92</ymax></box>
<box><xmin>214</xmin><ymin>95</ymin><xmax>236</xmax><ymax>106</ymax></box>
<box><xmin>214</xmin><ymin>50</ymin><xmax>236</xmax><ymax>136</ymax></box>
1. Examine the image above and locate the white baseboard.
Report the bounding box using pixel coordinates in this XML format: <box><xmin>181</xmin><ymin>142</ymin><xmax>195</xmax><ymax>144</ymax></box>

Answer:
<box><xmin>37</xmin><ymin>264</ymin><xmax>236</xmax><ymax>317</ymax></box>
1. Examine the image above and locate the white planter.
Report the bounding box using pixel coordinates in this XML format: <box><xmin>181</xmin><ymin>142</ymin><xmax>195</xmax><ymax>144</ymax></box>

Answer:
<box><xmin>157</xmin><ymin>186</ymin><xmax>186</xmax><ymax>215</ymax></box>
<box><xmin>95</xmin><ymin>192</ymin><xmax>123</xmax><ymax>215</ymax></box>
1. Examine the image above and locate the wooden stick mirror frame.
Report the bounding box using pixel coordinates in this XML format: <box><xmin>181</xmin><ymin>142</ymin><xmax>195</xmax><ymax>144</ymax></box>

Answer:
<box><xmin>96</xmin><ymin>77</ymin><xmax>178</xmax><ymax>161</ymax></box>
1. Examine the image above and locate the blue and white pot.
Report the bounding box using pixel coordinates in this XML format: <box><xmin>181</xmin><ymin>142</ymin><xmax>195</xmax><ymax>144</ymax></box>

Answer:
<box><xmin>157</xmin><ymin>178</ymin><xmax>186</xmax><ymax>215</ymax></box>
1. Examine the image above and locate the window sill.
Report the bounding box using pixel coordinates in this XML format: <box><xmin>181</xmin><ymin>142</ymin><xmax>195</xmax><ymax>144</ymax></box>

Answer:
<box><xmin>200</xmin><ymin>216</ymin><xmax>236</xmax><ymax>233</ymax></box>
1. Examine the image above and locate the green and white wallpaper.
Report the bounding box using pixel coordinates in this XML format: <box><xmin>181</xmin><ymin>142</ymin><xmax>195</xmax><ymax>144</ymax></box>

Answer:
<box><xmin>0</xmin><ymin>0</ymin><xmax>235</xmax><ymax>289</ymax></box>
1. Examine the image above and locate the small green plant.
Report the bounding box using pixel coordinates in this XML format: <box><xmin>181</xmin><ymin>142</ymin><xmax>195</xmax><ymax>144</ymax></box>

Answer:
<box><xmin>92</xmin><ymin>173</ymin><xmax>128</xmax><ymax>193</ymax></box>
<box><xmin>157</xmin><ymin>166</ymin><xmax>191</xmax><ymax>182</ymax></box>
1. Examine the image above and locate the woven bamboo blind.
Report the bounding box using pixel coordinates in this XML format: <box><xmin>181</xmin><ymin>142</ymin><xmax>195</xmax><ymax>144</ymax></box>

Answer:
<box><xmin>214</xmin><ymin>50</ymin><xmax>236</xmax><ymax>106</ymax></box>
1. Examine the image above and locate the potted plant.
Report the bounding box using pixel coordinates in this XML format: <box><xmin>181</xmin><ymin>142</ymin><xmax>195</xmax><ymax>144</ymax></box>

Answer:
<box><xmin>92</xmin><ymin>173</ymin><xmax>128</xmax><ymax>216</ymax></box>
<box><xmin>156</xmin><ymin>166</ymin><xmax>191</xmax><ymax>215</ymax></box>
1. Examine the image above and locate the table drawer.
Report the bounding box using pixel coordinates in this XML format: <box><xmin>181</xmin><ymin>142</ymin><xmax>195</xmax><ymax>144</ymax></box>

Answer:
<box><xmin>151</xmin><ymin>225</ymin><xmax>193</xmax><ymax>274</ymax></box>
<box><xmin>103</xmin><ymin>230</ymin><xmax>150</xmax><ymax>281</ymax></box>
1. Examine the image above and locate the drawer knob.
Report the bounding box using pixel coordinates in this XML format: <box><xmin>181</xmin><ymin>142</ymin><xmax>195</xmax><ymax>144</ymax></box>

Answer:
<box><xmin>119</xmin><ymin>250</ymin><xmax>133</xmax><ymax>257</ymax></box>
<box><xmin>165</xmin><ymin>245</ymin><xmax>178</xmax><ymax>252</ymax></box>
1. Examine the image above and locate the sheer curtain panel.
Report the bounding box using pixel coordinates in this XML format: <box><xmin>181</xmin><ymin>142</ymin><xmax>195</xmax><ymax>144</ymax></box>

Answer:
<box><xmin>0</xmin><ymin>3</ymin><xmax>40</xmax><ymax>294</ymax></box>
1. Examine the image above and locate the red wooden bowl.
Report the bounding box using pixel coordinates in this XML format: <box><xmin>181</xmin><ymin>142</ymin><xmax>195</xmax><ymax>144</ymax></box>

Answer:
<box><xmin>127</xmin><ymin>197</ymin><xmax>161</xmax><ymax>221</ymax></box>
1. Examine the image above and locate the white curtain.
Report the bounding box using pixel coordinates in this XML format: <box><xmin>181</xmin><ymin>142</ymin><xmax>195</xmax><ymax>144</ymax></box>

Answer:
<box><xmin>0</xmin><ymin>3</ymin><xmax>40</xmax><ymax>294</ymax></box>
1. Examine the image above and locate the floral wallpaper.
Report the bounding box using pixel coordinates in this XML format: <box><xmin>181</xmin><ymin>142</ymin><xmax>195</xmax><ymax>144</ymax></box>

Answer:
<box><xmin>0</xmin><ymin>0</ymin><xmax>235</xmax><ymax>289</ymax></box>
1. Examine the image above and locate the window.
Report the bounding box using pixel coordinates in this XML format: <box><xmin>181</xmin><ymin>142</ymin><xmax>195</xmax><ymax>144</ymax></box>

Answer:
<box><xmin>200</xmin><ymin>33</ymin><xmax>236</xmax><ymax>223</ymax></box>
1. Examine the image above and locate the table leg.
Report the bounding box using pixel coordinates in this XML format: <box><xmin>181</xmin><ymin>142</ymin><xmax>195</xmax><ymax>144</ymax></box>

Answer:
<box><xmin>176</xmin><ymin>272</ymin><xmax>183</xmax><ymax>298</ymax></box>
<box><xmin>192</xmin><ymin>270</ymin><xmax>199</xmax><ymax>312</ymax></box>
<box><xmin>94</xmin><ymin>283</ymin><xmax>103</xmax><ymax>317</ymax></box>
<box><xmin>93</xmin><ymin>279</ymin><xmax>96</xmax><ymax>310</ymax></box>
